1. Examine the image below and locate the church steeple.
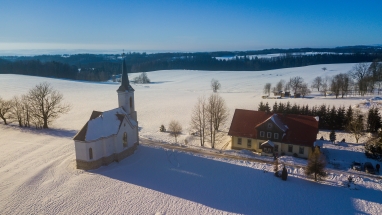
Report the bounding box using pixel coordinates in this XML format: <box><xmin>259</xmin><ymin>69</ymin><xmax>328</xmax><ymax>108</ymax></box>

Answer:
<box><xmin>117</xmin><ymin>51</ymin><xmax>137</xmax><ymax>121</ymax></box>
<box><xmin>117</xmin><ymin>52</ymin><xmax>134</xmax><ymax>92</ymax></box>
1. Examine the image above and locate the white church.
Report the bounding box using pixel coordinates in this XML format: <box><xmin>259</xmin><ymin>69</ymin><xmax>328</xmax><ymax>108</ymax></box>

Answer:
<box><xmin>73</xmin><ymin>56</ymin><xmax>139</xmax><ymax>170</ymax></box>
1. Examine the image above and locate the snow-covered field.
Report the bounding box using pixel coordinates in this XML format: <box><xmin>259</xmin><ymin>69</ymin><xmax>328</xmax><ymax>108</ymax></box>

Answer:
<box><xmin>1</xmin><ymin>63</ymin><xmax>382</xmax><ymax>214</ymax></box>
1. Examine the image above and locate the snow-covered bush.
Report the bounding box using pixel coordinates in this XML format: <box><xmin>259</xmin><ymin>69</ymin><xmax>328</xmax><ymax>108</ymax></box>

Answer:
<box><xmin>134</xmin><ymin>72</ymin><xmax>150</xmax><ymax>84</ymax></box>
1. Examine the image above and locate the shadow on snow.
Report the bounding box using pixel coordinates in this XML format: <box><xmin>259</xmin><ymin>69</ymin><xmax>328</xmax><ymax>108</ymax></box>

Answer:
<box><xmin>92</xmin><ymin>145</ymin><xmax>380</xmax><ymax>214</ymax></box>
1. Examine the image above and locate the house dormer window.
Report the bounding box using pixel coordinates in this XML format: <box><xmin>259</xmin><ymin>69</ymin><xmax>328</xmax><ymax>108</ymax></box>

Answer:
<box><xmin>260</xmin><ymin>131</ymin><xmax>265</xmax><ymax>137</ymax></box>
<box><xmin>267</xmin><ymin>123</ymin><xmax>273</xmax><ymax>129</ymax></box>
<box><xmin>267</xmin><ymin>132</ymin><xmax>272</xmax><ymax>138</ymax></box>
<box><xmin>274</xmin><ymin>133</ymin><xmax>279</xmax><ymax>139</ymax></box>
<box><xmin>123</xmin><ymin>132</ymin><xmax>127</xmax><ymax>148</ymax></box>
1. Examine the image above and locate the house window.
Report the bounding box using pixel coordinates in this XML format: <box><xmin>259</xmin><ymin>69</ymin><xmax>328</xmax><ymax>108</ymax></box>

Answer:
<box><xmin>288</xmin><ymin>145</ymin><xmax>293</xmax><ymax>153</ymax></box>
<box><xmin>274</xmin><ymin>145</ymin><xmax>279</xmax><ymax>152</ymax></box>
<box><xmin>89</xmin><ymin>148</ymin><xmax>93</xmax><ymax>160</ymax></box>
<box><xmin>247</xmin><ymin>139</ymin><xmax>252</xmax><ymax>148</ymax></box>
<box><xmin>299</xmin><ymin>147</ymin><xmax>304</xmax><ymax>154</ymax></box>
<box><xmin>267</xmin><ymin>123</ymin><xmax>273</xmax><ymax>129</ymax></box>
<box><xmin>237</xmin><ymin>138</ymin><xmax>242</xmax><ymax>145</ymax></box>
<box><xmin>267</xmin><ymin>132</ymin><xmax>272</xmax><ymax>138</ymax></box>
<box><xmin>260</xmin><ymin>131</ymin><xmax>265</xmax><ymax>137</ymax></box>
<box><xmin>123</xmin><ymin>132</ymin><xmax>128</xmax><ymax>148</ymax></box>
<box><xmin>274</xmin><ymin>133</ymin><xmax>279</xmax><ymax>139</ymax></box>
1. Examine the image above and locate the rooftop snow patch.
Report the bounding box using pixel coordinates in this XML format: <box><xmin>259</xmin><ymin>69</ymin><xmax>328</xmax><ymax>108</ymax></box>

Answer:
<box><xmin>271</xmin><ymin>114</ymin><xmax>288</xmax><ymax>132</ymax></box>
<box><xmin>85</xmin><ymin>107</ymin><xmax>127</xmax><ymax>141</ymax></box>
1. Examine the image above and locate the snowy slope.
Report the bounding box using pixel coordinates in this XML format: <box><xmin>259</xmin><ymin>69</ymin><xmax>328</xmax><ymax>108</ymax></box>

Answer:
<box><xmin>1</xmin><ymin>63</ymin><xmax>382</xmax><ymax>214</ymax></box>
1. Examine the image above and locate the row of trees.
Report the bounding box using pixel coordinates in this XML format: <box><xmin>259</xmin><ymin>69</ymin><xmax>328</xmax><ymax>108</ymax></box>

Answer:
<box><xmin>264</xmin><ymin>76</ymin><xmax>311</xmax><ymax>97</ymax></box>
<box><xmin>0</xmin><ymin>82</ymin><xmax>70</xmax><ymax>129</ymax></box>
<box><xmin>311</xmin><ymin>61</ymin><xmax>382</xmax><ymax>97</ymax></box>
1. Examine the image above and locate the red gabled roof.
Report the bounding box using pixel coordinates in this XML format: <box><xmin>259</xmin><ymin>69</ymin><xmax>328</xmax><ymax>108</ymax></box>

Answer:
<box><xmin>228</xmin><ymin>109</ymin><xmax>318</xmax><ymax>147</ymax></box>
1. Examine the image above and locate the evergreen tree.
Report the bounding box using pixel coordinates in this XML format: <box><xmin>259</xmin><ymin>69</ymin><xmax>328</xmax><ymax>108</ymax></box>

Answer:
<box><xmin>258</xmin><ymin>101</ymin><xmax>265</xmax><ymax>111</ymax></box>
<box><xmin>278</xmin><ymin>103</ymin><xmax>285</xmax><ymax>113</ymax></box>
<box><xmin>291</xmin><ymin>103</ymin><xmax>299</xmax><ymax>114</ymax></box>
<box><xmin>328</xmin><ymin>106</ymin><xmax>337</xmax><ymax>129</ymax></box>
<box><xmin>305</xmin><ymin>146</ymin><xmax>327</xmax><ymax>181</ymax></box>
<box><xmin>329</xmin><ymin>130</ymin><xmax>336</xmax><ymax>143</ymax></box>
<box><xmin>345</xmin><ymin>105</ymin><xmax>354</xmax><ymax>128</ymax></box>
<box><xmin>336</xmin><ymin>106</ymin><xmax>346</xmax><ymax>130</ymax></box>
<box><xmin>285</xmin><ymin>102</ymin><xmax>291</xmax><ymax>114</ymax></box>
<box><xmin>265</xmin><ymin>102</ymin><xmax>271</xmax><ymax>112</ymax></box>
<box><xmin>317</xmin><ymin>104</ymin><xmax>327</xmax><ymax>129</ymax></box>
<box><xmin>272</xmin><ymin>102</ymin><xmax>278</xmax><ymax>113</ymax></box>
<box><xmin>367</xmin><ymin>107</ymin><xmax>382</xmax><ymax>132</ymax></box>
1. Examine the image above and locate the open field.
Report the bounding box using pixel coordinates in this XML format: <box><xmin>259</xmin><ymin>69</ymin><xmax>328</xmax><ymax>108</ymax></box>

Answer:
<box><xmin>1</xmin><ymin>63</ymin><xmax>382</xmax><ymax>214</ymax></box>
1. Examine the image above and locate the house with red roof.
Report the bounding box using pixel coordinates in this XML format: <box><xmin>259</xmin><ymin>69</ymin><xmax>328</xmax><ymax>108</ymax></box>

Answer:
<box><xmin>228</xmin><ymin>109</ymin><xmax>319</xmax><ymax>158</ymax></box>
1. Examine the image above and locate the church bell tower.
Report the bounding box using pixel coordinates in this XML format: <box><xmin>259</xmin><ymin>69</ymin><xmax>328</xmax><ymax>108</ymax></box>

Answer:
<box><xmin>117</xmin><ymin>53</ymin><xmax>137</xmax><ymax>121</ymax></box>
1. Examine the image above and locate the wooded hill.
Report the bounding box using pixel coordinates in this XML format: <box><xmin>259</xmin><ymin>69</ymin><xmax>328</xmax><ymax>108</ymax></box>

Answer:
<box><xmin>1</xmin><ymin>46</ymin><xmax>382</xmax><ymax>82</ymax></box>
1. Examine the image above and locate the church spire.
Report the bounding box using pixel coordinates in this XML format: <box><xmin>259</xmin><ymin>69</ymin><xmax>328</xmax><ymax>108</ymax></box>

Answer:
<box><xmin>117</xmin><ymin>52</ymin><xmax>134</xmax><ymax>92</ymax></box>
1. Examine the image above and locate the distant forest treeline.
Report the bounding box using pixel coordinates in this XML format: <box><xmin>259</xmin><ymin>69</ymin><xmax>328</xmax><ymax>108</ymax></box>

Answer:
<box><xmin>1</xmin><ymin>46</ymin><xmax>382</xmax><ymax>81</ymax></box>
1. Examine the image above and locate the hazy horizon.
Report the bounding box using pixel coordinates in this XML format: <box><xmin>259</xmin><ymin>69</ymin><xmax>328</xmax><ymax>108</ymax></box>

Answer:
<box><xmin>1</xmin><ymin>0</ymin><xmax>381</xmax><ymax>55</ymax></box>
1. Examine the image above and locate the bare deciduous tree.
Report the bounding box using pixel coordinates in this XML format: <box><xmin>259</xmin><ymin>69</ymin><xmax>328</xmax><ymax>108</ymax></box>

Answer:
<box><xmin>190</xmin><ymin>96</ymin><xmax>207</xmax><ymax>147</ymax></box>
<box><xmin>168</xmin><ymin>120</ymin><xmax>182</xmax><ymax>143</ymax></box>
<box><xmin>263</xmin><ymin>83</ymin><xmax>271</xmax><ymax>96</ymax></box>
<box><xmin>27</xmin><ymin>82</ymin><xmax>71</xmax><ymax>129</ymax></box>
<box><xmin>0</xmin><ymin>96</ymin><xmax>12</xmax><ymax>125</ymax></box>
<box><xmin>10</xmin><ymin>96</ymin><xmax>24</xmax><ymax>126</ymax></box>
<box><xmin>350</xmin><ymin>63</ymin><xmax>371</xmax><ymax>96</ymax></box>
<box><xmin>211</xmin><ymin>79</ymin><xmax>221</xmax><ymax>93</ymax></box>
<box><xmin>330</xmin><ymin>76</ymin><xmax>341</xmax><ymax>98</ymax></box>
<box><xmin>206</xmin><ymin>94</ymin><xmax>228</xmax><ymax>148</ymax></box>
<box><xmin>321</xmin><ymin>76</ymin><xmax>330</xmax><ymax>97</ymax></box>
<box><xmin>299</xmin><ymin>83</ymin><xmax>311</xmax><ymax>98</ymax></box>
<box><xmin>289</xmin><ymin>76</ymin><xmax>304</xmax><ymax>94</ymax></box>
<box><xmin>276</xmin><ymin>79</ymin><xmax>285</xmax><ymax>92</ymax></box>
<box><xmin>311</xmin><ymin>76</ymin><xmax>322</xmax><ymax>91</ymax></box>
<box><xmin>21</xmin><ymin>94</ymin><xmax>31</xmax><ymax>127</ymax></box>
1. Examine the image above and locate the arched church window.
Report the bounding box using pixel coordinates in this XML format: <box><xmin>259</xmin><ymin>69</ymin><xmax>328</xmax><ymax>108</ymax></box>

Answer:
<box><xmin>130</xmin><ymin>97</ymin><xmax>133</xmax><ymax>108</ymax></box>
<box><xmin>123</xmin><ymin>132</ymin><xmax>128</xmax><ymax>147</ymax></box>
<box><xmin>89</xmin><ymin>148</ymin><xmax>93</xmax><ymax>160</ymax></box>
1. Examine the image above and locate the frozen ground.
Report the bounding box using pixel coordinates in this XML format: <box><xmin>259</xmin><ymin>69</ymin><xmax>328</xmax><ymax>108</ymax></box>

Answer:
<box><xmin>1</xmin><ymin>63</ymin><xmax>382</xmax><ymax>214</ymax></box>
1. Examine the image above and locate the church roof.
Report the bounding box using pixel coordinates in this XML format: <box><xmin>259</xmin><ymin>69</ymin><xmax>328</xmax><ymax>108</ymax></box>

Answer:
<box><xmin>73</xmin><ymin>107</ymin><xmax>136</xmax><ymax>142</ymax></box>
<box><xmin>117</xmin><ymin>59</ymin><xmax>135</xmax><ymax>92</ymax></box>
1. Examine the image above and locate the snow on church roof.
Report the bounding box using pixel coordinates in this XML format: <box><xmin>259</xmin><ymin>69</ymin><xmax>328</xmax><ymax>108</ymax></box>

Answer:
<box><xmin>73</xmin><ymin>107</ymin><xmax>133</xmax><ymax>142</ymax></box>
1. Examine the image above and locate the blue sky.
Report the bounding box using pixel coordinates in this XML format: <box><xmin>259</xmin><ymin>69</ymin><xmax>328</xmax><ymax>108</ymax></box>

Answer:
<box><xmin>1</xmin><ymin>0</ymin><xmax>381</xmax><ymax>53</ymax></box>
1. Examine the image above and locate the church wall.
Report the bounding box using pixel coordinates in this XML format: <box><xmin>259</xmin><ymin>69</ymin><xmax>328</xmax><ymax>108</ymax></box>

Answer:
<box><xmin>102</xmin><ymin>136</ymin><xmax>115</xmax><ymax>158</ymax></box>
<box><xmin>115</xmin><ymin>118</ymin><xmax>138</xmax><ymax>153</ymax></box>
<box><xmin>74</xmin><ymin>141</ymin><xmax>88</xmax><ymax>161</ymax></box>
<box><xmin>90</xmin><ymin>140</ymin><xmax>104</xmax><ymax>161</ymax></box>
